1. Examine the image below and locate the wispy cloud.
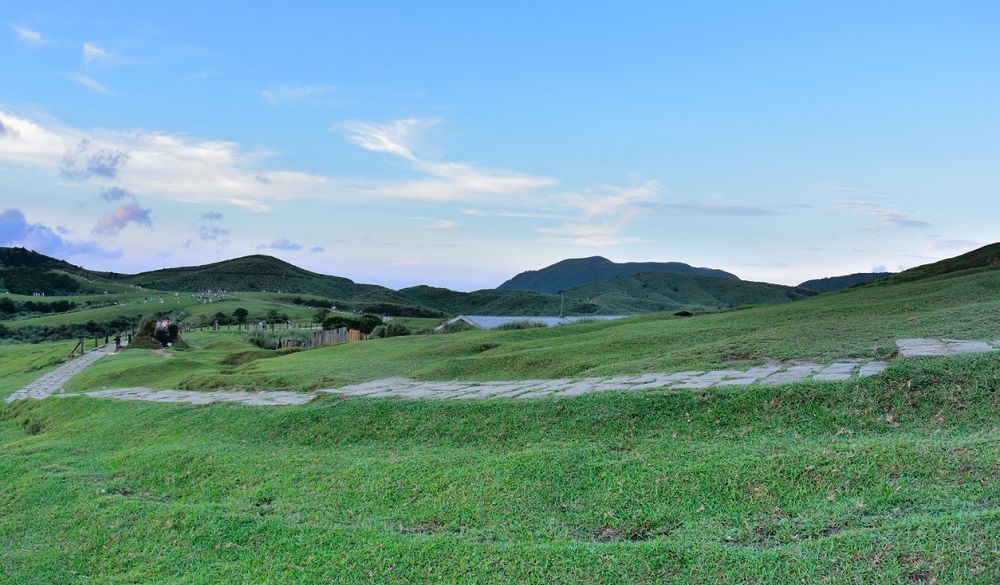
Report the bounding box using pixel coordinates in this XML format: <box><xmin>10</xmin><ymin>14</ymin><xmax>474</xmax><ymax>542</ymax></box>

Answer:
<box><xmin>11</xmin><ymin>24</ymin><xmax>42</xmax><ymax>44</ymax></box>
<box><xmin>410</xmin><ymin>217</ymin><xmax>458</xmax><ymax>230</ymax></box>
<box><xmin>261</xmin><ymin>85</ymin><xmax>337</xmax><ymax>105</ymax></box>
<box><xmin>638</xmin><ymin>201</ymin><xmax>810</xmax><ymax>216</ymax></box>
<box><xmin>1</xmin><ymin>208</ymin><xmax>119</xmax><ymax>259</ymax></box>
<box><xmin>310</xmin><ymin>246</ymin><xmax>325</xmax><ymax>253</ymax></box>
<box><xmin>461</xmin><ymin>209</ymin><xmax>560</xmax><ymax>220</ymax></box>
<box><xmin>83</xmin><ymin>42</ymin><xmax>112</xmax><ymax>65</ymax></box>
<box><xmin>203</xmin><ymin>211</ymin><xmax>224</xmax><ymax>221</ymax></box>
<box><xmin>61</xmin><ymin>139</ymin><xmax>129</xmax><ymax>180</ymax></box>
<box><xmin>537</xmin><ymin>180</ymin><xmax>662</xmax><ymax>246</ymax></box>
<box><xmin>337</xmin><ymin>117</ymin><xmax>430</xmax><ymax>160</ymax></box>
<box><xmin>93</xmin><ymin>202</ymin><xmax>152</xmax><ymax>235</ymax></box>
<box><xmin>835</xmin><ymin>198</ymin><xmax>931</xmax><ymax>228</ymax></box>
<box><xmin>336</xmin><ymin>117</ymin><xmax>556</xmax><ymax>202</ymax></box>
<box><xmin>67</xmin><ymin>72</ymin><xmax>112</xmax><ymax>94</ymax></box>
<box><xmin>198</xmin><ymin>225</ymin><xmax>229</xmax><ymax>243</ymax></box>
<box><xmin>265</xmin><ymin>238</ymin><xmax>302</xmax><ymax>251</ymax></box>
<box><xmin>923</xmin><ymin>235</ymin><xmax>982</xmax><ymax>251</ymax></box>
<box><xmin>98</xmin><ymin>186</ymin><xmax>132</xmax><ymax>201</ymax></box>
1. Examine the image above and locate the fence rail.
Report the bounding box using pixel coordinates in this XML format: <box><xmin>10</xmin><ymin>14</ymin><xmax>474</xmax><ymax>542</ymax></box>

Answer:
<box><xmin>276</xmin><ymin>328</ymin><xmax>366</xmax><ymax>349</ymax></box>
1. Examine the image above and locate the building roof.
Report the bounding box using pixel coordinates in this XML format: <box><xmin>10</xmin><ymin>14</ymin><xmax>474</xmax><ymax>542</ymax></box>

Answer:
<box><xmin>438</xmin><ymin>315</ymin><xmax>625</xmax><ymax>331</ymax></box>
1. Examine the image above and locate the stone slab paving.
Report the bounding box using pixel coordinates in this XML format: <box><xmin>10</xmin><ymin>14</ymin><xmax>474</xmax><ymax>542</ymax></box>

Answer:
<box><xmin>896</xmin><ymin>338</ymin><xmax>998</xmax><ymax>357</ymax></box>
<box><xmin>4</xmin><ymin>344</ymin><xmax>117</xmax><ymax>403</ymax></box>
<box><xmin>5</xmin><ymin>338</ymin><xmax>998</xmax><ymax>406</ymax></box>
<box><xmin>77</xmin><ymin>387</ymin><xmax>314</xmax><ymax>406</ymax></box>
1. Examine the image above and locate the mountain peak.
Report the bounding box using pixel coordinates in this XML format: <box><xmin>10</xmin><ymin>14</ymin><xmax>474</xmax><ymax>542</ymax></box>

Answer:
<box><xmin>497</xmin><ymin>257</ymin><xmax>739</xmax><ymax>294</ymax></box>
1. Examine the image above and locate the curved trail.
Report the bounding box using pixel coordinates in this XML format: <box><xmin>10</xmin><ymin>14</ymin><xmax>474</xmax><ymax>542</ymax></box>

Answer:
<box><xmin>5</xmin><ymin>338</ymin><xmax>997</xmax><ymax>406</ymax></box>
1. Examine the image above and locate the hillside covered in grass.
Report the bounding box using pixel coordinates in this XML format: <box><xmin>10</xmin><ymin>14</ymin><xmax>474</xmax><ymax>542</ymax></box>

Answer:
<box><xmin>563</xmin><ymin>271</ymin><xmax>818</xmax><ymax>314</ymax></box>
<box><xmin>1</xmin><ymin>348</ymin><xmax>997</xmax><ymax>583</ymax></box>
<box><xmin>2</xmin><ymin>244</ymin><xmax>1000</xmax><ymax>583</ymax></box>
<box><xmin>497</xmin><ymin>255</ymin><xmax>739</xmax><ymax>293</ymax></box>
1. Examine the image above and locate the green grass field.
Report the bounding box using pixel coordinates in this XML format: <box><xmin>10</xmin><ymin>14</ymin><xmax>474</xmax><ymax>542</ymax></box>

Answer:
<box><xmin>2</xmin><ymin>262</ymin><xmax>1000</xmax><ymax>583</ymax></box>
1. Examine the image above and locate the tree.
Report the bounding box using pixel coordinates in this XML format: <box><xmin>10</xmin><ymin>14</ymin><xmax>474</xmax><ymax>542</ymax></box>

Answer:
<box><xmin>232</xmin><ymin>307</ymin><xmax>249</xmax><ymax>324</ymax></box>
<box><xmin>313</xmin><ymin>307</ymin><xmax>330</xmax><ymax>326</ymax></box>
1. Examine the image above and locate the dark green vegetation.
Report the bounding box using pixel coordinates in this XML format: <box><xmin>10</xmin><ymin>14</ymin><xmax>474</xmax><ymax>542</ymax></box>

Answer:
<box><xmin>798</xmin><ymin>272</ymin><xmax>893</xmax><ymax>292</ymax></box>
<box><xmin>0</xmin><ymin>247</ymin><xmax>857</xmax><ymax>346</ymax></box>
<box><xmin>497</xmin><ymin>255</ymin><xmax>739</xmax><ymax>293</ymax></box>
<box><xmin>2</xmin><ymin>244</ymin><xmax>1000</xmax><ymax>582</ymax></box>
<box><xmin>563</xmin><ymin>271</ymin><xmax>818</xmax><ymax>314</ymax></box>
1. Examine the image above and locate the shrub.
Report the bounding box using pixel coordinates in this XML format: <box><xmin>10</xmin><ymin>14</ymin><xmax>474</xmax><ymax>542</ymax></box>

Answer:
<box><xmin>369</xmin><ymin>323</ymin><xmax>411</xmax><ymax>339</ymax></box>
<box><xmin>493</xmin><ymin>320</ymin><xmax>549</xmax><ymax>331</ymax></box>
<box><xmin>438</xmin><ymin>320</ymin><xmax>477</xmax><ymax>334</ymax></box>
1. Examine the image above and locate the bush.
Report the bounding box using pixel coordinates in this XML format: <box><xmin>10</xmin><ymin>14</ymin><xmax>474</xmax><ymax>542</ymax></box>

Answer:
<box><xmin>493</xmin><ymin>320</ymin><xmax>549</xmax><ymax>331</ymax></box>
<box><xmin>369</xmin><ymin>323</ymin><xmax>411</xmax><ymax>339</ymax></box>
<box><xmin>438</xmin><ymin>320</ymin><xmax>477</xmax><ymax>334</ymax></box>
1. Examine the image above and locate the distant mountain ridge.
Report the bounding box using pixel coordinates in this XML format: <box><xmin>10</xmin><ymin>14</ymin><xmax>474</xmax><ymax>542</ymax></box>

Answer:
<box><xmin>497</xmin><ymin>256</ymin><xmax>739</xmax><ymax>294</ymax></box>
<box><xmin>562</xmin><ymin>271</ymin><xmax>818</xmax><ymax>314</ymax></box>
<box><xmin>798</xmin><ymin>272</ymin><xmax>892</xmax><ymax>292</ymax></box>
<box><xmin>6</xmin><ymin>243</ymin><xmax>999</xmax><ymax>320</ymax></box>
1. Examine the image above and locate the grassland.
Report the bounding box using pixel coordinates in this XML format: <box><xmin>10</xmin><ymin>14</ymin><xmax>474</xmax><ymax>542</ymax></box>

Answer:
<box><xmin>2</xmin><ymin>259</ymin><xmax>1000</xmax><ymax>583</ymax></box>
<box><xmin>1</xmin><ymin>354</ymin><xmax>998</xmax><ymax>583</ymax></box>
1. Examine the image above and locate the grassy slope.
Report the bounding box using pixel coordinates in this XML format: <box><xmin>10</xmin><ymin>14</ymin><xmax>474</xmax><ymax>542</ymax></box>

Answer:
<box><xmin>1</xmin><ymin>355</ymin><xmax>997</xmax><ymax>583</ymax></box>
<box><xmin>56</xmin><ymin>263</ymin><xmax>1000</xmax><ymax>393</ymax></box>
<box><xmin>563</xmin><ymin>271</ymin><xmax>817</xmax><ymax>314</ymax></box>
<box><xmin>2</xmin><ymin>253</ymin><xmax>1000</xmax><ymax>583</ymax></box>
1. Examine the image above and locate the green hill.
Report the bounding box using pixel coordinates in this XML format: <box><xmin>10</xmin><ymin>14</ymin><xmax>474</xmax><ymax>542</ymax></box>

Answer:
<box><xmin>0</xmin><ymin>247</ymin><xmax>99</xmax><ymax>296</ymax></box>
<box><xmin>3</xmin><ymin>244</ymin><xmax>1000</xmax><ymax>583</ymax></box>
<box><xmin>798</xmin><ymin>272</ymin><xmax>892</xmax><ymax>292</ymax></box>
<box><xmin>497</xmin><ymin>256</ymin><xmax>739</xmax><ymax>293</ymax></box>
<box><xmin>563</xmin><ymin>270</ymin><xmax>818</xmax><ymax>313</ymax></box>
<box><xmin>114</xmin><ymin>254</ymin><xmax>409</xmax><ymax>302</ymax></box>
<box><xmin>875</xmin><ymin>242</ymin><xmax>1000</xmax><ymax>284</ymax></box>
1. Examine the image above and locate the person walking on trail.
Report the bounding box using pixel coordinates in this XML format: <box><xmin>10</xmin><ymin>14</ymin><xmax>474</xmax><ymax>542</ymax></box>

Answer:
<box><xmin>114</xmin><ymin>332</ymin><xmax>122</xmax><ymax>350</ymax></box>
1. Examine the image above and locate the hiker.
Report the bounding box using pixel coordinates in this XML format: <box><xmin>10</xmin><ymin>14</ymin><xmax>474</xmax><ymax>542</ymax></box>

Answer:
<box><xmin>114</xmin><ymin>332</ymin><xmax>122</xmax><ymax>350</ymax></box>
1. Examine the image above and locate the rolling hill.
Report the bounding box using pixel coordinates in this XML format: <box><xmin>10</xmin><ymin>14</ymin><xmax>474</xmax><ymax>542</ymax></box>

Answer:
<box><xmin>798</xmin><ymin>272</ymin><xmax>892</xmax><ymax>292</ymax></box>
<box><xmin>497</xmin><ymin>256</ymin><xmax>739</xmax><ymax>293</ymax></box>
<box><xmin>562</xmin><ymin>270</ymin><xmax>818</xmax><ymax>313</ymax></box>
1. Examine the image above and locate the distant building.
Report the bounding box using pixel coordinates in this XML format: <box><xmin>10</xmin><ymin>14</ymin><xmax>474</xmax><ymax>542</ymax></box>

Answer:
<box><xmin>435</xmin><ymin>315</ymin><xmax>625</xmax><ymax>332</ymax></box>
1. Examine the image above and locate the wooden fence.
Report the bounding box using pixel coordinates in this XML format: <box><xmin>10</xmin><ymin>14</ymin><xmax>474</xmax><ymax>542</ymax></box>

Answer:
<box><xmin>277</xmin><ymin>328</ymin><xmax>365</xmax><ymax>349</ymax></box>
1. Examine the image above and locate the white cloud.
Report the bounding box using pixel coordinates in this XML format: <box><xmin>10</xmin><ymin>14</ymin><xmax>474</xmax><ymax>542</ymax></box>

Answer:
<box><xmin>83</xmin><ymin>42</ymin><xmax>112</xmax><ymax>65</ymax></box>
<box><xmin>835</xmin><ymin>198</ymin><xmax>931</xmax><ymax>228</ymax></box>
<box><xmin>93</xmin><ymin>202</ymin><xmax>152</xmax><ymax>235</ymax></box>
<box><xmin>61</xmin><ymin>139</ymin><xmax>130</xmax><ymax>180</ymax></box>
<box><xmin>267</xmin><ymin>238</ymin><xmax>302</xmax><ymax>251</ymax></box>
<box><xmin>0</xmin><ymin>111</ymin><xmax>74</xmax><ymax>166</ymax></box>
<box><xmin>337</xmin><ymin>117</ymin><xmax>430</xmax><ymax>160</ymax></box>
<box><xmin>336</xmin><ymin>117</ymin><xmax>557</xmax><ymax>203</ymax></box>
<box><xmin>99</xmin><ymin>186</ymin><xmax>132</xmax><ymax>201</ymax></box>
<box><xmin>638</xmin><ymin>201</ymin><xmax>810</xmax><ymax>217</ymax></box>
<box><xmin>68</xmin><ymin>72</ymin><xmax>112</xmax><ymax>94</ymax></box>
<box><xmin>536</xmin><ymin>180</ymin><xmax>662</xmax><ymax>246</ymax></box>
<box><xmin>923</xmin><ymin>235</ymin><xmax>983</xmax><ymax>252</ymax></box>
<box><xmin>11</xmin><ymin>24</ymin><xmax>42</xmax><ymax>44</ymax></box>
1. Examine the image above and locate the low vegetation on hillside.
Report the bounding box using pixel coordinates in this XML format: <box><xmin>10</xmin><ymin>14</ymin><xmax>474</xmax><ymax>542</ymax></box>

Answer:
<box><xmin>2</xmin><ymin>244</ymin><xmax>1000</xmax><ymax>582</ymax></box>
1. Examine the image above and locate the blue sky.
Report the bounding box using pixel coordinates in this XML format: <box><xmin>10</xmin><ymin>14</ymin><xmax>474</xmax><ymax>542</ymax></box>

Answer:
<box><xmin>1</xmin><ymin>1</ymin><xmax>997</xmax><ymax>291</ymax></box>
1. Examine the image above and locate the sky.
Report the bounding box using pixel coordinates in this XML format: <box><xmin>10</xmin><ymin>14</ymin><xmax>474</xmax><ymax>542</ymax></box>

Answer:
<box><xmin>1</xmin><ymin>1</ymin><xmax>997</xmax><ymax>291</ymax></box>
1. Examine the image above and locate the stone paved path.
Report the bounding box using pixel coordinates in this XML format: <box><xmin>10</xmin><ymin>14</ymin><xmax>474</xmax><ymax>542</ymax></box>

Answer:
<box><xmin>5</xmin><ymin>343</ymin><xmax>118</xmax><ymax>403</ymax></box>
<box><xmin>317</xmin><ymin>360</ymin><xmax>889</xmax><ymax>400</ymax></box>
<box><xmin>4</xmin><ymin>338</ymin><xmax>997</xmax><ymax>405</ymax></box>
<box><xmin>75</xmin><ymin>388</ymin><xmax>314</xmax><ymax>406</ymax></box>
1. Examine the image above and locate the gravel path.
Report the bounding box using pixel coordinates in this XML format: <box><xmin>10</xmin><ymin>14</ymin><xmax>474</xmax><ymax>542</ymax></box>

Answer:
<box><xmin>5</xmin><ymin>338</ymin><xmax>997</xmax><ymax>406</ymax></box>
